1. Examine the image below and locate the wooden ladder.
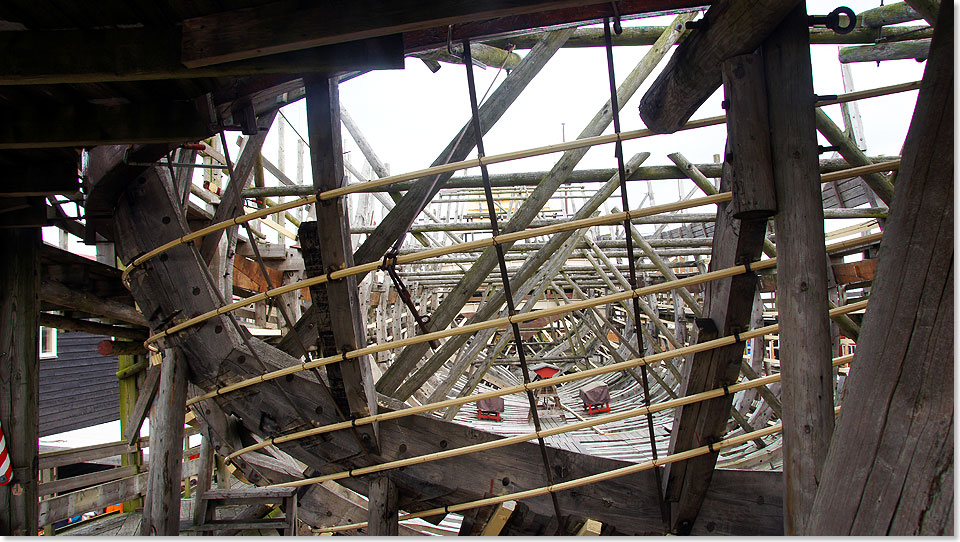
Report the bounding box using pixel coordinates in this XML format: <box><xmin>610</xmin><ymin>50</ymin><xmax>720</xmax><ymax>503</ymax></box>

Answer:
<box><xmin>191</xmin><ymin>487</ymin><xmax>298</xmax><ymax>535</ymax></box>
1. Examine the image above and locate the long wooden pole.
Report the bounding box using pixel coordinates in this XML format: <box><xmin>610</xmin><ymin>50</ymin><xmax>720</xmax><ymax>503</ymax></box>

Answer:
<box><xmin>223</xmin><ymin>301</ymin><xmax>867</xmax><ymax>462</ymax></box>
<box><xmin>187</xmin><ymin>233</ymin><xmax>877</xmax><ymax>407</ymax></box>
<box><xmin>765</xmin><ymin>5</ymin><xmax>836</xmax><ymax>533</ymax></box>
<box><xmin>0</xmin><ymin>228</ymin><xmax>40</xmax><ymax>536</ymax></box>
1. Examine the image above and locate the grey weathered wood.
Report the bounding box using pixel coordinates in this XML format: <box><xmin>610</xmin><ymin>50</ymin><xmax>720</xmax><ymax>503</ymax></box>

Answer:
<box><xmin>109</xmin><ymin>158</ymin><xmax>785</xmax><ymax>535</ymax></box>
<box><xmin>40</xmin><ymin>278</ymin><xmax>146</xmax><ymax>326</ymax></box>
<box><xmin>368</xmin><ymin>477</ymin><xmax>399</xmax><ymax>536</ymax></box>
<box><xmin>721</xmin><ymin>51</ymin><xmax>777</xmax><ymax>219</ymax></box>
<box><xmin>378</xmin><ymin>16</ymin><xmax>691</xmax><ymax>397</ymax></box>
<box><xmin>39</xmin><ymin>465</ymin><xmax>139</xmax><ymax>496</ymax></box>
<box><xmin>304</xmin><ymin>74</ymin><xmax>379</xmax><ymax>449</ymax></box>
<box><xmin>809</xmin><ymin>2</ymin><xmax>952</xmax><ymax>534</ymax></box>
<box><xmin>192</xmin><ymin>433</ymin><xmax>215</xmax><ymax>529</ymax></box>
<box><xmin>142</xmin><ymin>348</ymin><xmax>189</xmax><ymax>536</ymax></box>
<box><xmin>764</xmin><ymin>4</ymin><xmax>835</xmax><ymax>534</ymax></box>
<box><xmin>179</xmin><ymin>0</ymin><xmax>609</xmax><ymax>67</ymax></box>
<box><xmin>903</xmin><ymin>0</ymin><xmax>940</xmax><ymax>25</ymax></box>
<box><xmin>38</xmin><ymin>313</ymin><xmax>146</xmax><ymax>341</ymax></box>
<box><xmin>394</xmin><ymin>155</ymin><xmax>648</xmax><ymax>401</ymax></box>
<box><xmin>638</xmin><ymin>0</ymin><xmax>802</xmax><ymax>134</ymax></box>
<box><xmin>199</xmin><ymin>109</ymin><xmax>278</xmax><ymax>263</ymax></box>
<box><xmin>0</xmin><ymin>228</ymin><xmax>40</xmax><ymax>536</ymax></box>
<box><xmin>662</xmin><ymin>156</ymin><xmax>768</xmax><ymax>533</ymax></box>
<box><xmin>39</xmin><ymin>472</ymin><xmax>148</xmax><ymax>527</ymax></box>
<box><xmin>839</xmin><ymin>38</ymin><xmax>930</xmax><ymax>63</ymax></box>
<box><xmin>124</xmin><ymin>366</ymin><xmax>161</xmax><ymax>446</ymax></box>
<box><xmin>815</xmin><ymin>109</ymin><xmax>895</xmax><ymax>204</ymax></box>
<box><xmin>0</xmin><ymin>28</ymin><xmax>401</xmax><ymax>84</ymax></box>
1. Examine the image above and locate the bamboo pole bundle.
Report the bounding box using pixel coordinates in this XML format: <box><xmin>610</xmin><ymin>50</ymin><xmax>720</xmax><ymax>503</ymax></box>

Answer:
<box><xmin>144</xmin><ymin>193</ymin><xmax>733</xmax><ymax>345</ymax></box>
<box><xmin>120</xmin><ymin>80</ymin><xmax>914</xmax><ymax>283</ymax></box>
<box><xmin>267</xmin><ymin>354</ymin><xmax>854</xmax><ymax>491</ymax></box>
<box><xmin>185</xmin><ymin>233</ymin><xmax>878</xmax><ymax>407</ymax></box>
<box><xmin>221</xmin><ymin>301</ymin><xmax>867</xmax><ymax>462</ymax></box>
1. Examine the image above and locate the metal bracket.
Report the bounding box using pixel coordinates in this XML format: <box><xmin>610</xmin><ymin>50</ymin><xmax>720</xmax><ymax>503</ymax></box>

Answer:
<box><xmin>809</xmin><ymin>6</ymin><xmax>857</xmax><ymax>35</ymax></box>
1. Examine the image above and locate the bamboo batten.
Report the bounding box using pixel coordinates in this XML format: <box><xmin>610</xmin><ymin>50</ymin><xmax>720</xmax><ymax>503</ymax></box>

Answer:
<box><xmin>145</xmin><ymin>193</ymin><xmax>733</xmax><ymax>346</ymax></box>
<box><xmin>120</xmin><ymin>80</ymin><xmax>916</xmax><ymax>285</ymax></box>
<box><xmin>188</xmin><ymin>234</ymin><xmax>878</xmax><ymax>409</ymax></box>
<box><xmin>222</xmin><ymin>301</ymin><xmax>868</xmax><ymax>463</ymax></box>
<box><xmin>269</xmin><ymin>354</ymin><xmax>854</xmax><ymax>491</ymax></box>
<box><xmin>317</xmin><ymin>421</ymin><xmax>802</xmax><ymax>534</ymax></box>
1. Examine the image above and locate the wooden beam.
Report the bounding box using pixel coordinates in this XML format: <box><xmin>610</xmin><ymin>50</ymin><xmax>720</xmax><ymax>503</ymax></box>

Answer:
<box><xmin>40</xmin><ymin>279</ymin><xmax>146</xmax><ymax>327</ymax></box>
<box><xmin>765</xmin><ymin>4</ymin><xmax>835</xmax><ymax>534</ymax></box>
<box><xmin>0</xmin><ymin>29</ymin><xmax>401</xmax><ymax>85</ymax></box>
<box><xmin>638</xmin><ymin>0</ymin><xmax>802</xmax><ymax>134</ymax></box>
<box><xmin>481</xmin><ymin>501</ymin><xmax>517</xmax><ymax>536</ymax></box>
<box><xmin>38</xmin><ymin>312</ymin><xmax>146</xmax><ymax>341</ymax></box>
<box><xmin>814</xmin><ymin>109</ymin><xmax>896</xmax><ymax>204</ymax></box>
<box><xmin>839</xmin><ymin>38</ymin><xmax>930</xmax><ymax>63</ymax></box>
<box><xmin>304</xmin><ymin>74</ymin><xmax>379</xmax><ymax>447</ymax></box>
<box><xmin>180</xmin><ymin>0</ymin><xmax>611</xmax><ymax>67</ymax></box>
<box><xmin>377</xmin><ymin>17</ymin><xmax>688</xmax><ymax>397</ymax></box>
<box><xmin>198</xmin><ymin>110</ymin><xmax>278</xmax><ymax>263</ymax></box>
<box><xmin>809</xmin><ymin>2</ymin><xmax>952</xmax><ymax>534</ymax></box>
<box><xmin>576</xmin><ymin>518</ymin><xmax>603</xmax><ymax>536</ymax></box>
<box><xmin>0</xmin><ymin>161</ymin><xmax>78</xmax><ymax>196</ymax></box>
<box><xmin>142</xmin><ymin>349</ymin><xmax>189</xmax><ymax>536</ymax></box>
<box><xmin>123</xmin><ymin>366</ymin><xmax>162</xmax><ymax>446</ymax></box>
<box><xmin>0</xmin><ymin>100</ymin><xmax>215</xmax><ymax>150</ymax></box>
<box><xmin>117</xmin><ymin>350</ymin><xmax>145</xmax><ymax>512</ymax></box>
<box><xmin>367</xmin><ymin>476</ymin><xmax>399</xmax><ymax>536</ymax></box>
<box><xmin>0</xmin><ymin>228</ymin><xmax>40</xmax><ymax>536</ymax></box>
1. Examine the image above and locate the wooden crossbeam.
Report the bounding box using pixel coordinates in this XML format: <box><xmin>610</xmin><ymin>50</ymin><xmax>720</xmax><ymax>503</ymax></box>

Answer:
<box><xmin>0</xmin><ymin>29</ymin><xmax>401</xmax><ymax>85</ymax></box>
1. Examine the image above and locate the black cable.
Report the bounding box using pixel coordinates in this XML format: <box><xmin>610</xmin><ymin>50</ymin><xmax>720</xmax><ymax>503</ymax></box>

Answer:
<box><xmin>462</xmin><ymin>38</ymin><xmax>566</xmax><ymax>534</ymax></box>
<box><xmin>603</xmin><ymin>18</ymin><xmax>671</xmax><ymax>531</ymax></box>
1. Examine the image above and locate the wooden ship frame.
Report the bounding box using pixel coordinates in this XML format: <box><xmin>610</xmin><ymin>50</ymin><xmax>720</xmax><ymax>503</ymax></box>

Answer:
<box><xmin>0</xmin><ymin>0</ymin><xmax>951</xmax><ymax>536</ymax></box>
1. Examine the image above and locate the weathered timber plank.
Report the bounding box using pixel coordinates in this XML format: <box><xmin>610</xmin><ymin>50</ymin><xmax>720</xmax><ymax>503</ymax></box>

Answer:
<box><xmin>367</xmin><ymin>477</ymin><xmax>399</xmax><ymax>536</ymax></box>
<box><xmin>377</xmin><ymin>17</ymin><xmax>689</xmax><ymax>397</ymax></box>
<box><xmin>638</xmin><ymin>0</ymin><xmax>802</xmax><ymax>134</ymax></box>
<box><xmin>0</xmin><ymin>29</ymin><xmax>402</xmax><ymax>84</ymax></box>
<box><xmin>304</xmin><ymin>75</ymin><xmax>379</xmax><ymax>448</ymax></box>
<box><xmin>765</xmin><ymin>4</ymin><xmax>836</xmax><ymax>534</ymax></box>
<box><xmin>198</xmin><ymin>110</ymin><xmax>278</xmax><ymax>263</ymax></box>
<box><xmin>108</xmin><ymin>159</ymin><xmax>783</xmax><ymax>535</ymax></box>
<box><xmin>0</xmin><ymin>227</ymin><xmax>40</xmax><ymax>535</ymax></box>
<box><xmin>808</xmin><ymin>2</ymin><xmax>953</xmax><ymax>535</ymax></box>
<box><xmin>40</xmin><ymin>279</ymin><xmax>146</xmax><ymax>326</ymax></box>
<box><xmin>180</xmin><ymin>0</ymin><xmax>608</xmax><ymax>67</ymax></box>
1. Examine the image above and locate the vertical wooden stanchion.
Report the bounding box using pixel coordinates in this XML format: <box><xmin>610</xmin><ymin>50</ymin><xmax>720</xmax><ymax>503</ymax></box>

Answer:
<box><xmin>142</xmin><ymin>348</ymin><xmax>189</xmax><ymax>535</ymax></box>
<box><xmin>118</xmin><ymin>349</ymin><xmax>144</xmax><ymax>513</ymax></box>
<box><xmin>0</xmin><ymin>227</ymin><xmax>40</xmax><ymax>536</ymax></box>
<box><xmin>764</xmin><ymin>2</ymin><xmax>835</xmax><ymax>534</ymax></box>
<box><xmin>367</xmin><ymin>476</ymin><xmax>398</xmax><ymax>536</ymax></box>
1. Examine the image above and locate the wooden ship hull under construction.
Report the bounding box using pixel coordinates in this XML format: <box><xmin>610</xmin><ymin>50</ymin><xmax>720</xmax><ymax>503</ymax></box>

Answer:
<box><xmin>0</xmin><ymin>0</ymin><xmax>951</xmax><ymax>536</ymax></box>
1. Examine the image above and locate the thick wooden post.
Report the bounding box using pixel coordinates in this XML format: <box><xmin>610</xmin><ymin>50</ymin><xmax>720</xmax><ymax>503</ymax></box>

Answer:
<box><xmin>304</xmin><ymin>73</ymin><xmax>379</xmax><ymax>449</ymax></box>
<box><xmin>118</xmin><ymin>348</ymin><xmax>145</xmax><ymax>512</ymax></box>
<box><xmin>0</xmin><ymin>228</ymin><xmax>40</xmax><ymax>536</ymax></box>
<box><xmin>142</xmin><ymin>348</ymin><xmax>189</xmax><ymax>535</ymax></box>
<box><xmin>809</xmin><ymin>2</ymin><xmax>952</xmax><ymax>534</ymax></box>
<box><xmin>367</xmin><ymin>476</ymin><xmax>398</xmax><ymax>536</ymax></box>
<box><xmin>763</xmin><ymin>3</ymin><xmax>835</xmax><ymax>534</ymax></box>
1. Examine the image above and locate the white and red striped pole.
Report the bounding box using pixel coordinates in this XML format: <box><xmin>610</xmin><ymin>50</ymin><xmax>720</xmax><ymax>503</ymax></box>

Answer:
<box><xmin>0</xmin><ymin>419</ymin><xmax>12</xmax><ymax>485</ymax></box>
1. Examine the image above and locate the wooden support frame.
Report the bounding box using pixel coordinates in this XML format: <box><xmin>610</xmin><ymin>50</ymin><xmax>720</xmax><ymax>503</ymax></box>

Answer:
<box><xmin>765</xmin><ymin>4</ymin><xmax>836</xmax><ymax>534</ymax></box>
<box><xmin>808</xmin><ymin>2</ymin><xmax>953</xmax><ymax>534</ymax></box>
<box><xmin>304</xmin><ymin>74</ymin><xmax>380</xmax><ymax>448</ymax></box>
<box><xmin>662</xmin><ymin>49</ymin><xmax>777</xmax><ymax>534</ymax></box>
<box><xmin>0</xmin><ymin>227</ymin><xmax>40</xmax><ymax>536</ymax></box>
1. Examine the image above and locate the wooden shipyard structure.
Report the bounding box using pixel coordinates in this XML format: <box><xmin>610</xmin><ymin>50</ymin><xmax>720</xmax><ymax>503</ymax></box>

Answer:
<box><xmin>0</xmin><ymin>0</ymin><xmax>952</xmax><ymax>536</ymax></box>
